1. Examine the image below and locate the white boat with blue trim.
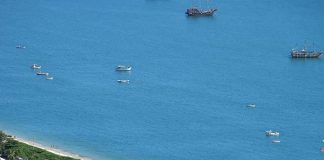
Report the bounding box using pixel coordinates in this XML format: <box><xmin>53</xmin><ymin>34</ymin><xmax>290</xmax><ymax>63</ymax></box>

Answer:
<box><xmin>116</xmin><ymin>65</ymin><xmax>132</xmax><ymax>71</ymax></box>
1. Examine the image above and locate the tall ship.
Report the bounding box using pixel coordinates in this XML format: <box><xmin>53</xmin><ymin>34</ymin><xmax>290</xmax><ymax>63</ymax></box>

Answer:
<box><xmin>291</xmin><ymin>48</ymin><xmax>323</xmax><ymax>58</ymax></box>
<box><xmin>186</xmin><ymin>0</ymin><xmax>217</xmax><ymax>16</ymax></box>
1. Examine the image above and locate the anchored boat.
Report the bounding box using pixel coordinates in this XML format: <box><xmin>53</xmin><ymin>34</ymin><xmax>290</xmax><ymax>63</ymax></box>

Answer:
<box><xmin>291</xmin><ymin>49</ymin><xmax>323</xmax><ymax>58</ymax></box>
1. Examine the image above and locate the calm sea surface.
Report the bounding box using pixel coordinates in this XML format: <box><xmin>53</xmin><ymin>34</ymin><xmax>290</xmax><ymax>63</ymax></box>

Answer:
<box><xmin>1</xmin><ymin>0</ymin><xmax>324</xmax><ymax>159</ymax></box>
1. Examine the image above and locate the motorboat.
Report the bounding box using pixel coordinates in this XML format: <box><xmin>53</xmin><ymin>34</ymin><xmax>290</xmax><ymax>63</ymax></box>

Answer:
<box><xmin>247</xmin><ymin>104</ymin><xmax>256</xmax><ymax>108</ymax></box>
<box><xmin>185</xmin><ymin>8</ymin><xmax>217</xmax><ymax>16</ymax></box>
<box><xmin>322</xmin><ymin>139</ymin><xmax>324</xmax><ymax>143</ymax></box>
<box><xmin>46</xmin><ymin>76</ymin><xmax>54</xmax><ymax>80</ymax></box>
<box><xmin>320</xmin><ymin>147</ymin><xmax>324</xmax><ymax>152</ymax></box>
<box><xmin>115</xmin><ymin>65</ymin><xmax>132</xmax><ymax>71</ymax></box>
<box><xmin>185</xmin><ymin>0</ymin><xmax>217</xmax><ymax>17</ymax></box>
<box><xmin>265</xmin><ymin>130</ymin><xmax>280</xmax><ymax>136</ymax></box>
<box><xmin>117</xmin><ymin>80</ymin><xmax>129</xmax><ymax>83</ymax></box>
<box><xmin>36</xmin><ymin>72</ymin><xmax>49</xmax><ymax>76</ymax></box>
<box><xmin>272</xmin><ymin>140</ymin><xmax>280</xmax><ymax>143</ymax></box>
<box><xmin>16</xmin><ymin>45</ymin><xmax>26</xmax><ymax>49</ymax></box>
<box><xmin>31</xmin><ymin>64</ymin><xmax>41</xmax><ymax>69</ymax></box>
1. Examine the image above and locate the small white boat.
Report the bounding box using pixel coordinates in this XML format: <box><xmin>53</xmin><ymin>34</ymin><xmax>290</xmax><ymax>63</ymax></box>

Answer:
<box><xmin>31</xmin><ymin>64</ymin><xmax>41</xmax><ymax>69</ymax></box>
<box><xmin>272</xmin><ymin>140</ymin><xmax>280</xmax><ymax>143</ymax></box>
<box><xmin>320</xmin><ymin>147</ymin><xmax>324</xmax><ymax>152</ymax></box>
<box><xmin>247</xmin><ymin>104</ymin><xmax>256</xmax><ymax>108</ymax></box>
<box><xmin>46</xmin><ymin>76</ymin><xmax>54</xmax><ymax>80</ymax></box>
<box><xmin>36</xmin><ymin>72</ymin><xmax>49</xmax><ymax>76</ymax></box>
<box><xmin>265</xmin><ymin>130</ymin><xmax>280</xmax><ymax>136</ymax></box>
<box><xmin>16</xmin><ymin>45</ymin><xmax>26</xmax><ymax>49</ymax></box>
<box><xmin>322</xmin><ymin>139</ymin><xmax>324</xmax><ymax>143</ymax></box>
<box><xmin>116</xmin><ymin>65</ymin><xmax>132</xmax><ymax>71</ymax></box>
<box><xmin>117</xmin><ymin>80</ymin><xmax>129</xmax><ymax>83</ymax></box>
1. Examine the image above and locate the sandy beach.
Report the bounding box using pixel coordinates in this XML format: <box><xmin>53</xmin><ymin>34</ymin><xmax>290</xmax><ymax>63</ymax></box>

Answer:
<box><xmin>5</xmin><ymin>133</ymin><xmax>92</xmax><ymax>160</ymax></box>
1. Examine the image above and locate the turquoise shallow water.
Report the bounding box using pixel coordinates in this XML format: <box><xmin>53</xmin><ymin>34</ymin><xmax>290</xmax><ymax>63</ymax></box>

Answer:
<box><xmin>1</xmin><ymin>0</ymin><xmax>324</xmax><ymax>160</ymax></box>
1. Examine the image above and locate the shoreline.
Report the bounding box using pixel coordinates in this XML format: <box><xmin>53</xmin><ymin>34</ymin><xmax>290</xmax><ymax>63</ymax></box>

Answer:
<box><xmin>3</xmin><ymin>131</ymin><xmax>91</xmax><ymax>160</ymax></box>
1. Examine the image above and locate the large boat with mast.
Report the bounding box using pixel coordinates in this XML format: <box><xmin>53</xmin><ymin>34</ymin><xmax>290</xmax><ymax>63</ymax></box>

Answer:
<box><xmin>291</xmin><ymin>44</ymin><xmax>323</xmax><ymax>58</ymax></box>
<box><xmin>185</xmin><ymin>0</ymin><xmax>217</xmax><ymax>16</ymax></box>
<box><xmin>291</xmin><ymin>49</ymin><xmax>323</xmax><ymax>58</ymax></box>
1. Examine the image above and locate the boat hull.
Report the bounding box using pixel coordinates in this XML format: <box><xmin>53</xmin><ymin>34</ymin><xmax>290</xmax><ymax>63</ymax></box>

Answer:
<box><xmin>291</xmin><ymin>54</ymin><xmax>321</xmax><ymax>58</ymax></box>
<box><xmin>116</xmin><ymin>68</ymin><xmax>131</xmax><ymax>71</ymax></box>
<box><xmin>265</xmin><ymin>130</ymin><xmax>280</xmax><ymax>136</ymax></box>
<box><xmin>291</xmin><ymin>51</ymin><xmax>323</xmax><ymax>58</ymax></box>
<box><xmin>36</xmin><ymin>72</ymin><xmax>49</xmax><ymax>76</ymax></box>
<box><xmin>115</xmin><ymin>66</ymin><xmax>132</xmax><ymax>71</ymax></box>
<box><xmin>117</xmin><ymin>80</ymin><xmax>129</xmax><ymax>83</ymax></box>
<box><xmin>272</xmin><ymin>140</ymin><xmax>281</xmax><ymax>143</ymax></box>
<box><xmin>46</xmin><ymin>77</ymin><xmax>54</xmax><ymax>80</ymax></box>
<box><xmin>247</xmin><ymin>104</ymin><xmax>256</xmax><ymax>108</ymax></box>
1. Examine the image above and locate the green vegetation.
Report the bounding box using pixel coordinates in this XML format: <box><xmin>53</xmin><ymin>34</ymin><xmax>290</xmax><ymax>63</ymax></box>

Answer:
<box><xmin>0</xmin><ymin>131</ymin><xmax>78</xmax><ymax>160</ymax></box>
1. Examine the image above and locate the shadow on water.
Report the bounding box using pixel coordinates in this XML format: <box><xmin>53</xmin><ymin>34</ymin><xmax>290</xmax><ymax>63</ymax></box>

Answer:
<box><xmin>145</xmin><ymin>0</ymin><xmax>171</xmax><ymax>2</ymax></box>
<box><xmin>289</xmin><ymin>57</ymin><xmax>324</xmax><ymax>61</ymax></box>
<box><xmin>185</xmin><ymin>15</ymin><xmax>216</xmax><ymax>21</ymax></box>
<box><xmin>289</xmin><ymin>57</ymin><xmax>324</xmax><ymax>64</ymax></box>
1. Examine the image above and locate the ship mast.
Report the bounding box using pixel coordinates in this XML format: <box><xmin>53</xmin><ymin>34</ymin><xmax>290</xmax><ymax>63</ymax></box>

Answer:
<box><xmin>207</xmin><ymin>0</ymin><xmax>211</xmax><ymax>9</ymax></box>
<box><xmin>303</xmin><ymin>40</ymin><xmax>308</xmax><ymax>51</ymax></box>
<box><xmin>190</xmin><ymin>0</ymin><xmax>196</xmax><ymax>8</ymax></box>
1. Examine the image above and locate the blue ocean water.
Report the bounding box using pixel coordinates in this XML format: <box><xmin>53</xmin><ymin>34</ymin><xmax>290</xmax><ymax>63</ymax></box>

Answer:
<box><xmin>1</xmin><ymin>0</ymin><xmax>324</xmax><ymax>159</ymax></box>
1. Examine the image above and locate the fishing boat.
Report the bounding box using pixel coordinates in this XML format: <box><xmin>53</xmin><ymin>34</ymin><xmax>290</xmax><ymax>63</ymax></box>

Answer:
<box><xmin>186</xmin><ymin>0</ymin><xmax>217</xmax><ymax>16</ymax></box>
<box><xmin>117</xmin><ymin>80</ymin><xmax>129</xmax><ymax>83</ymax></box>
<box><xmin>31</xmin><ymin>64</ymin><xmax>41</xmax><ymax>69</ymax></box>
<box><xmin>115</xmin><ymin>65</ymin><xmax>132</xmax><ymax>71</ymax></box>
<box><xmin>265</xmin><ymin>130</ymin><xmax>280</xmax><ymax>136</ymax></box>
